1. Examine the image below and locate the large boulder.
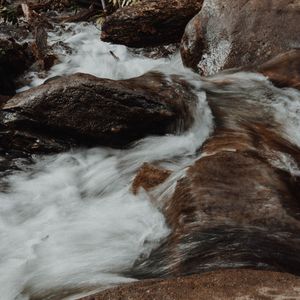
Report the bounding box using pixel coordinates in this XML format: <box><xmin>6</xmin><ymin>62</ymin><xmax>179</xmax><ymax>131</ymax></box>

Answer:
<box><xmin>180</xmin><ymin>0</ymin><xmax>300</xmax><ymax>75</ymax></box>
<box><xmin>0</xmin><ymin>72</ymin><xmax>197</xmax><ymax>153</ymax></box>
<box><xmin>101</xmin><ymin>0</ymin><xmax>203</xmax><ymax>48</ymax></box>
<box><xmin>130</xmin><ymin>73</ymin><xmax>300</xmax><ymax>279</ymax></box>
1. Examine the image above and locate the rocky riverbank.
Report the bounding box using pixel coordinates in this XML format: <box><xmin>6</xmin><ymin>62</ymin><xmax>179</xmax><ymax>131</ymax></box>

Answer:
<box><xmin>0</xmin><ymin>0</ymin><xmax>300</xmax><ymax>299</ymax></box>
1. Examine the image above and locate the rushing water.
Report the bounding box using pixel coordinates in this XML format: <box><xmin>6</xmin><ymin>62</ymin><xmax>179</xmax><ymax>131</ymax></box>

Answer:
<box><xmin>2</xmin><ymin>21</ymin><xmax>300</xmax><ymax>300</ymax></box>
<box><xmin>1</xmin><ymin>22</ymin><xmax>213</xmax><ymax>300</ymax></box>
<box><xmin>18</xmin><ymin>22</ymin><xmax>180</xmax><ymax>91</ymax></box>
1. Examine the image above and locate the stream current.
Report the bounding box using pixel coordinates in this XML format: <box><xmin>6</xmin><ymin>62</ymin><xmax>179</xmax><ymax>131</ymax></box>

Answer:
<box><xmin>1</xmin><ymin>22</ymin><xmax>300</xmax><ymax>300</ymax></box>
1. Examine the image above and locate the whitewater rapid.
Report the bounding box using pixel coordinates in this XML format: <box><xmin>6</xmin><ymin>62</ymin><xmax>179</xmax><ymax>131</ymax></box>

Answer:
<box><xmin>19</xmin><ymin>22</ymin><xmax>182</xmax><ymax>91</ymax></box>
<box><xmin>2</xmin><ymin>21</ymin><xmax>300</xmax><ymax>300</ymax></box>
<box><xmin>1</xmin><ymin>22</ymin><xmax>213</xmax><ymax>300</ymax></box>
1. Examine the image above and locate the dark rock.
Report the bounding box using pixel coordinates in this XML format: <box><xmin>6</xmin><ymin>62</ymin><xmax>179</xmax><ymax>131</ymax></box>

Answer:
<box><xmin>101</xmin><ymin>0</ymin><xmax>203</xmax><ymax>48</ymax></box>
<box><xmin>180</xmin><ymin>0</ymin><xmax>300</xmax><ymax>75</ymax></box>
<box><xmin>180</xmin><ymin>12</ymin><xmax>203</xmax><ymax>72</ymax></box>
<box><xmin>0</xmin><ymin>95</ymin><xmax>11</xmax><ymax>108</ymax></box>
<box><xmin>1</xmin><ymin>72</ymin><xmax>197</xmax><ymax>153</ymax></box>
<box><xmin>0</xmin><ymin>35</ymin><xmax>34</xmax><ymax>95</ymax></box>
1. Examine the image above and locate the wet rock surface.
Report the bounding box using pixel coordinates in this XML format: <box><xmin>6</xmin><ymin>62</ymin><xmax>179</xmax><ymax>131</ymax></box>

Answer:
<box><xmin>79</xmin><ymin>269</ymin><xmax>300</xmax><ymax>300</ymax></box>
<box><xmin>0</xmin><ymin>72</ymin><xmax>197</xmax><ymax>153</ymax></box>
<box><xmin>257</xmin><ymin>49</ymin><xmax>300</xmax><ymax>90</ymax></box>
<box><xmin>180</xmin><ymin>0</ymin><xmax>300</xmax><ymax>75</ymax></box>
<box><xmin>130</xmin><ymin>75</ymin><xmax>300</xmax><ymax>279</ymax></box>
<box><xmin>101</xmin><ymin>0</ymin><xmax>203</xmax><ymax>48</ymax></box>
<box><xmin>132</xmin><ymin>163</ymin><xmax>171</xmax><ymax>195</ymax></box>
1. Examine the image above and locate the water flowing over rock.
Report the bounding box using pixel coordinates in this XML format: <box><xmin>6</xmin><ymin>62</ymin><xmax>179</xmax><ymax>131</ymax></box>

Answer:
<box><xmin>180</xmin><ymin>0</ymin><xmax>300</xmax><ymax>75</ymax></box>
<box><xmin>101</xmin><ymin>0</ymin><xmax>204</xmax><ymax>48</ymax></box>
<box><xmin>0</xmin><ymin>72</ymin><xmax>197</xmax><ymax>153</ymax></box>
<box><xmin>130</xmin><ymin>73</ymin><xmax>300</xmax><ymax>279</ymax></box>
<box><xmin>2</xmin><ymin>4</ymin><xmax>300</xmax><ymax>299</ymax></box>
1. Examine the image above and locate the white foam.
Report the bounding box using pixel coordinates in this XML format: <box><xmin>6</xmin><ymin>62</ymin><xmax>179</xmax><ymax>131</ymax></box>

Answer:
<box><xmin>1</xmin><ymin>23</ymin><xmax>214</xmax><ymax>298</ymax></box>
<box><xmin>19</xmin><ymin>22</ymin><xmax>181</xmax><ymax>92</ymax></box>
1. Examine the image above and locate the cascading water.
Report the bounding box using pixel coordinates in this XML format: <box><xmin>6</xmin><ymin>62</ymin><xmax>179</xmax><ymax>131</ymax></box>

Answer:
<box><xmin>19</xmin><ymin>22</ymin><xmax>180</xmax><ymax>91</ymax></box>
<box><xmin>2</xmin><ymin>20</ymin><xmax>300</xmax><ymax>300</ymax></box>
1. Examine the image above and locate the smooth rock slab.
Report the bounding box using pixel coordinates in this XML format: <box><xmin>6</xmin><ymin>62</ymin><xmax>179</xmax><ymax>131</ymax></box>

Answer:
<box><xmin>130</xmin><ymin>73</ymin><xmax>300</xmax><ymax>279</ymax></box>
<box><xmin>180</xmin><ymin>0</ymin><xmax>300</xmax><ymax>75</ymax></box>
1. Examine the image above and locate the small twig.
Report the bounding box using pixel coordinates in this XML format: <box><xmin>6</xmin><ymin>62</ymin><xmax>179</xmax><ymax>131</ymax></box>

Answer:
<box><xmin>109</xmin><ymin>51</ymin><xmax>120</xmax><ymax>61</ymax></box>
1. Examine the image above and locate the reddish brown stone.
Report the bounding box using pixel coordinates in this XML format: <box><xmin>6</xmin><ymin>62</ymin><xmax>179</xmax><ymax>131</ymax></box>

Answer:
<box><xmin>129</xmin><ymin>76</ymin><xmax>300</xmax><ymax>279</ymax></box>
<box><xmin>0</xmin><ymin>36</ymin><xmax>33</xmax><ymax>95</ymax></box>
<box><xmin>180</xmin><ymin>0</ymin><xmax>300</xmax><ymax>75</ymax></box>
<box><xmin>0</xmin><ymin>72</ymin><xmax>197</xmax><ymax>153</ymax></box>
<box><xmin>132</xmin><ymin>163</ymin><xmax>171</xmax><ymax>195</ymax></box>
<box><xmin>258</xmin><ymin>49</ymin><xmax>300</xmax><ymax>90</ymax></box>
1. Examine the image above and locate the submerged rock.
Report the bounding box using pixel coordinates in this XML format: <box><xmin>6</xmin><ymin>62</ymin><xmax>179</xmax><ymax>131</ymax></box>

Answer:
<box><xmin>101</xmin><ymin>0</ymin><xmax>203</xmax><ymax>48</ymax></box>
<box><xmin>180</xmin><ymin>0</ymin><xmax>300</xmax><ymax>75</ymax></box>
<box><xmin>0</xmin><ymin>72</ymin><xmax>197</xmax><ymax>153</ymax></box>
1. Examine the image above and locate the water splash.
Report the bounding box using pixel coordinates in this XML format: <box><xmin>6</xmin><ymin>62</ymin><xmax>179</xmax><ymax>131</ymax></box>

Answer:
<box><xmin>19</xmin><ymin>22</ymin><xmax>182</xmax><ymax>92</ymax></box>
<box><xmin>1</xmin><ymin>21</ymin><xmax>214</xmax><ymax>299</ymax></box>
<box><xmin>3</xmin><ymin>19</ymin><xmax>300</xmax><ymax>300</ymax></box>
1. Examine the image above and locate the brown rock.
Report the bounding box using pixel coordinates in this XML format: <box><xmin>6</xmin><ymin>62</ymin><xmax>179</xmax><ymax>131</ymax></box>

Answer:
<box><xmin>0</xmin><ymin>72</ymin><xmax>197</xmax><ymax>153</ymax></box>
<box><xmin>101</xmin><ymin>0</ymin><xmax>204</xmax><ymax>48</ymax></box>
<box><xmin>79</xmin><ymin>269</ymin><xmax>300</xmax><ymax>300</ymax></box>
<box><xmin>180</xmin><ymin>0</ymin><xmax>300</xmax><ymax>75</ymax></box>
<box><xmin>130</xmin><ymin>74</ymin><xmax>300</xmax><ymax>279</ymax></box>
<box><xmin>258</xmin><ymin>49</ymin><xmax>300</xmax><ymax>90</ymax></box>
<box><xmin>180</xmin><ymin>12</ymin><xmax>203</xmax><ymax>72</ymax></box>
<box><xmin>132</xmin><ymin>163</ymin><xmax>171</xmax><ymax>195</ymax></box>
